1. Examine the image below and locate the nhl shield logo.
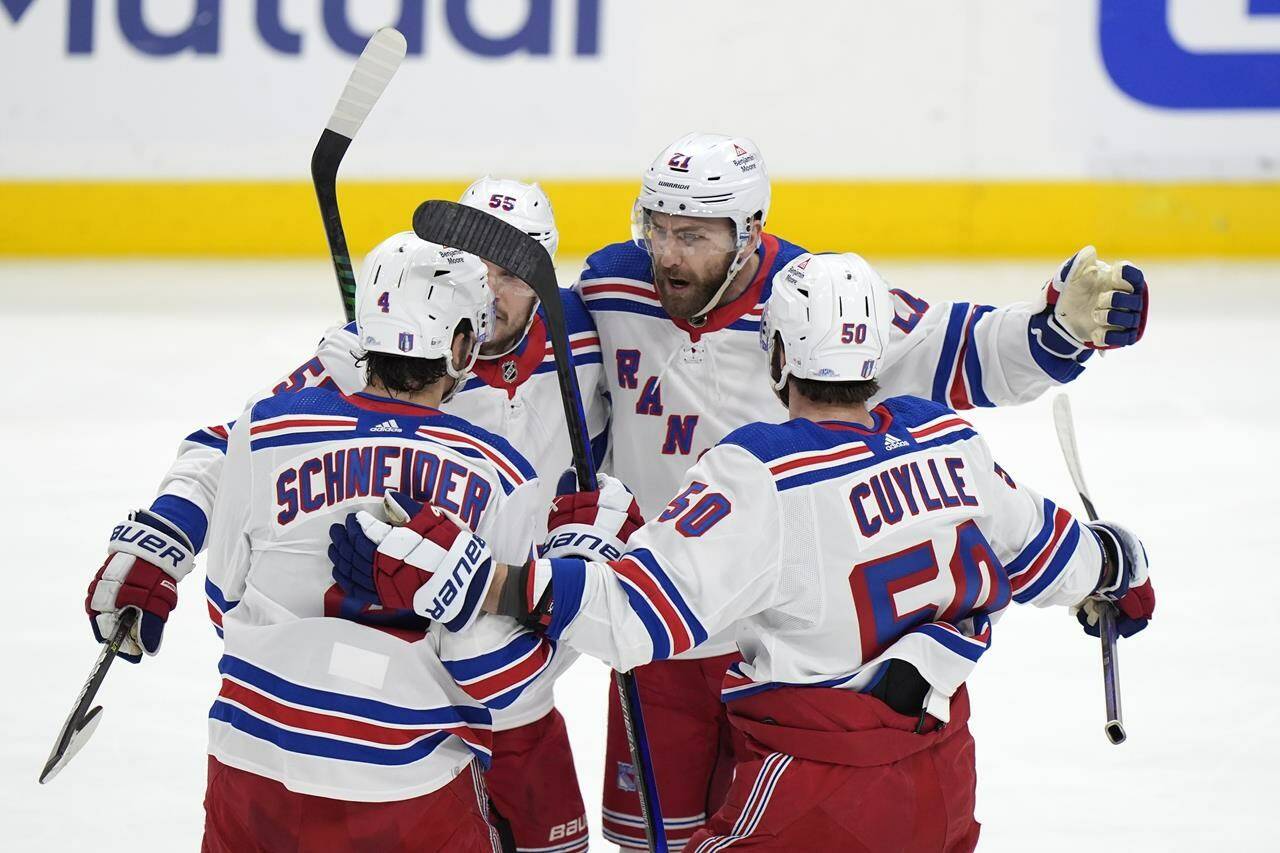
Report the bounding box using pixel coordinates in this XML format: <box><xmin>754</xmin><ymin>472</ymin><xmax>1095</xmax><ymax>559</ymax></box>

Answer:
<box><xmin>501</xmin><ymin>359</ymin><xmax>518</xmax><ymax>383</ymax></box>
<box><xmin>398</xmin><ymin>332</ymin><xmax>414</xmax><ymax>353</ymax></box>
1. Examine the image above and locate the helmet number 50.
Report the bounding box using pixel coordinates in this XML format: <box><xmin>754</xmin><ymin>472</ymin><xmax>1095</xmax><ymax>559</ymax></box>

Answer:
<box><xmin>841</xmin><ymin>323</ymin><xmax>867</xmax><ymax>344</ymax></box>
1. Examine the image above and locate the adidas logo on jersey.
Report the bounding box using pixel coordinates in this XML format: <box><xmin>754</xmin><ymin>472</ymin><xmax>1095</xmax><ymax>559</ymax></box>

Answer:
<box><xmin>884</xmin><ymin>434</ymin><xmax>909</xmax><ymax>451</ymax></box>
<box><xmin>369</xmin><ymin>419</ymin><xmax>402</xmax><ymax>433</ymax></box>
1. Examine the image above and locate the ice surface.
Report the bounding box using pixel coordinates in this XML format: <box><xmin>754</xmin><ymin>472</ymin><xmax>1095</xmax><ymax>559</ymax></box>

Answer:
<box><xmin>3</xmin><ymin>258</ymin><xmax>1277</xmax><ymax>851</ymax></box>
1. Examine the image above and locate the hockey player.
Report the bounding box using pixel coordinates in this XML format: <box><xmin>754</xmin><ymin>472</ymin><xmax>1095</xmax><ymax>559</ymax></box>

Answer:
<box><xmin>573</xmin><ymin>132</ymin><xmax>1151</xmax><ymax>848</ymax></box>
<box><xmin>89</xmin><ymin>236</ymin><xmax>564</xmax><ymax>850</ymax></box>
<box><xmin>333</xmin><ymin>251</ymin><xmax>1156</xmax><ymax>850</ymax></box>
<box><xmin>84</xmin><ymin>181</ymin><xmax>601</xmax><ymax>853</ymax></box>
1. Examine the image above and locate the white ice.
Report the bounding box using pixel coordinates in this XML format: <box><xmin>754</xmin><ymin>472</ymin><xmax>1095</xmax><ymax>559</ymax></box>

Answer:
<box><xmin>2</xmin><ymin>258</ymin><xmax>1277</xmax><ymax>851</ymax></box>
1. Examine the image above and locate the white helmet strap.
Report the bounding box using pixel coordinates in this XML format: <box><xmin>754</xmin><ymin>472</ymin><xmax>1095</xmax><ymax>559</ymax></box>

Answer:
<box><xmin>689</xmin><ymin>220</ymin><xmax>759</xmax><ymax>323</ymax></box>
<box><xmin>440</xmin><ymin>329</ymin><xmax>481</xmax><ymax>403</ymax></box>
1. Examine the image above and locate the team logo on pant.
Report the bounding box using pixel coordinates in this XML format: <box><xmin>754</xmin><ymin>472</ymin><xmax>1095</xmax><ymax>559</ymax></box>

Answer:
<box><xmin>615</xmin><ymin>761</ymin><xmax>637</xmax><ymax>792</ymax></box>
<box><xmin>398</xmin><ymin>332</ymin><xmax>414</xmax><ymax>352</ymax></box>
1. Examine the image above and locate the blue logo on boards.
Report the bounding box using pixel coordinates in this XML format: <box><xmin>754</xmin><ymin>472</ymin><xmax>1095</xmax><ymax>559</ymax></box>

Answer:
<box><xmin>1100</xmin><ymin>0</ymin><xmax>1280</xmax><ymax>109</ymax></box>
<box><xmin>0</xmin><ymin>0</ymin><xmax>602</xmax><ymax>58</ymax></box>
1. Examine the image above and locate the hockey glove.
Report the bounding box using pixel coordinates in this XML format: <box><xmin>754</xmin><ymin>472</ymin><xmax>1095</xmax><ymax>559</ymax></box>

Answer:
<box><xmin>1042</xmin><ymin>246</ymin><xmax>1149</xmax><ymax>350</ymax></box>
<box><xmin>1077</xmin><ymin>520</ymin><xmax>1154</xmax><ymax>638</ymax></box>
<box><xmin>86</xmin><ymin>510</ymin><xmax>195</xmax><ymax>662</ymax></box>
<box><xmin>329</xmin><ymin>491</ymin><xmax>495</xmax><ymax>632</ymax></box>
<box><xmin>541</xmin><ymin>470</ymin><xmax>646</xmax><ymax>562</ymax></box>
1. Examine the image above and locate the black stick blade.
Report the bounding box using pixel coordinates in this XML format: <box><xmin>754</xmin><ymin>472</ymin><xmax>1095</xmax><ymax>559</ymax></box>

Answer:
<box><xmin>412</xmin><ymin>201</ymin><xmax>556</xmax><ymax>300</ymax></box>
<box><xmin>413</xmin><ymin>199</ymin><xmax>596</xmax><ymax>491</ymax></box>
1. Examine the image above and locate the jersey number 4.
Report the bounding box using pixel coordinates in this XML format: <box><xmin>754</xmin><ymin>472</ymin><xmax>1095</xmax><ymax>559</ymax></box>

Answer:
<box><xmin>848</xmin><ymin>520</ymin><xmax>1011</xmax><ymax>662</ymax></box>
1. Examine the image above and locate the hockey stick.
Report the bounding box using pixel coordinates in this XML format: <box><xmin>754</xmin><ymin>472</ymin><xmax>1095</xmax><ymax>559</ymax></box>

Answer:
<box><xmin>413</xmin><ymin>199</ymin><xmax>669</xmax><ymax>853</ymax></box>
<box><xmin>1051</xmin><ymin>394</ymin><xmax>1126</xmax><ymax>745</ymax></box>
<box><xmin>39</xmin><ymin>608</ymin><xmax>138</xmax><ymax>783</ymax></box>
<box><xmin>312</xmin><ymin>27</ymin><xmax>408</xmax><ymax>321</ymax></box>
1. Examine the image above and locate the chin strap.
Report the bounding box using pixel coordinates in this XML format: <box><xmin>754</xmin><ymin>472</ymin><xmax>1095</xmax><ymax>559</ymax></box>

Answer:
<box><xmin>691</xmin><ymin>240</ymin><xmax>756</xmax><ymax>322</ymax></box>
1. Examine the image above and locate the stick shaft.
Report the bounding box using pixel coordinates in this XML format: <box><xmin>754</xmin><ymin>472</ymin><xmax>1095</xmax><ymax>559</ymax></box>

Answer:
<box><xmin>1050</xmin><ymin>394</ymin><xmax>1126</xmax><ymax>744</ymax></box>
<box><xmin>413</xmin><ymin>200</ymin><xmax>667</xmax><ymax>851</ymax></box>
<box><xmin>311</xmin><ymin>28</ymin><xmax>407</xmax><ymax>321</ymax></box>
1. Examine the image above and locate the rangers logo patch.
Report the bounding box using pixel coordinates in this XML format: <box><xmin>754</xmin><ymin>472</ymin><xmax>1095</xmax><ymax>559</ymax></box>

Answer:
<box><xmin>502</xmin><ymin>359</ymin><xmax>518</xmax><ymax>383</ymax></box>
<box><xmin>615</xmin><ymin>761</ymin><xmax>637</xmax><ymax>792</ymax></box>
<box><xmin>398</xmin><ymin>332</ymin><xmax>414</xmax><ymax>352</ymax></box>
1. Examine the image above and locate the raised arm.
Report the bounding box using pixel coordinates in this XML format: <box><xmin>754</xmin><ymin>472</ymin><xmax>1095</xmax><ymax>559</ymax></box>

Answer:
<box><xmin>878</xmin><ymin>247</ymin><xmax>1149</xmax><ymax>409</ymax></box>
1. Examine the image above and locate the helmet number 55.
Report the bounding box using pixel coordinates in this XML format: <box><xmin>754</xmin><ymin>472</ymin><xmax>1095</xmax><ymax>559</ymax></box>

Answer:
<box><xmin>488</xmin><ymin>194</ymin><xmax>516</xmax><ymax>211</ymax></box>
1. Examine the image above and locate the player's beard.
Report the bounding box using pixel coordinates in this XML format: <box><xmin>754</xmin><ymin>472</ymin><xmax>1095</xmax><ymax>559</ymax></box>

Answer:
<box><xmin>481</xmin><ymin>297</ymin><xmax>537</xmax><ymax>357</ymax></box>
<box><xmin>651</xmin><ymin>252</ymin><xmax>736</xmax><ymax>320</ymax></box>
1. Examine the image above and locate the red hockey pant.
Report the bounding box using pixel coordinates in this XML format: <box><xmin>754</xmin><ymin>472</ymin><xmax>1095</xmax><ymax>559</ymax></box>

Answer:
<box><xmin>684</xmin><ymin>685</ymin><xmax>980</xmax><ymax>852</ymax></box>
<box><xmin>488</xmin><ymin>709</ymin><xmax>588</xmax><ymax>852</ymax></box>
<box><xmin>602</xmin><ymin>652</ymin><xmax>746</xmax><ymax>849</ymax></box>
<box><xmin>201</xmin><ymin>755</ymin><xmax>499</xmax><ymax>852</ymax></box>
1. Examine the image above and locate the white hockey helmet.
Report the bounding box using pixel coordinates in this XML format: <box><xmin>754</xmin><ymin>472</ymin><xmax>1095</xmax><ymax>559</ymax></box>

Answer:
<box><xmin>459</xmin><ymin>176</ymin><xmax>558</xmax><ymax>259</ymax></box>
<box><xmin>761</xmin><ymin>252</ymin><xmax>895</xmax><ymax>392</ymax></box>
<box><xmin>632</xmin><ymin>132</ymin><xmax>772</xmax><ymax>318</ymax></box>
<box><xmin>356</xmin><ymin>232</ymin><xmax>495</xmax><ymax>398</ymax></box>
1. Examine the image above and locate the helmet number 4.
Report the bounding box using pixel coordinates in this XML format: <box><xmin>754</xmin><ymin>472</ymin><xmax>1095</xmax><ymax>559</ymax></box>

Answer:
<box><xmin>488</xmin><ymin>193</ymin><xmax>517</xmax><ymax>212</ymax></box>
<box><xmin>377</xmin><ymin>291</ymin><xmax>391</xmax><ymax>313</ymax></box>
<box><xmin>841</xmin><ymin>323</ymin><xmax>867</xmax><ymax>344</ymax></box>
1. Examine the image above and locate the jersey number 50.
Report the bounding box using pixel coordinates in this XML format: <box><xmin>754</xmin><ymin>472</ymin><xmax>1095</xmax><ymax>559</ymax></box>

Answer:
<box><xmin>657</xmin><ymin>482</ymin><xmax>732</xmax><ymax>538</ymax></box>
<box><xmin>848</xmin><ymin>520</ymin><xmax>1011</xmax><ymax>662</ymax></box>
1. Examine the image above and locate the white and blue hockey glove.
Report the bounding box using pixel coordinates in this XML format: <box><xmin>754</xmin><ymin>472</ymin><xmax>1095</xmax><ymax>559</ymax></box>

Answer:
<box><xmin>1037</xmin><ymin>246</ymin><xmax>1150</xmax><ymax>354</ymax></box>
<box><xmin>1077</xmin><ymin>520</ymin><xmax>1154</xmax><ymax>638</ymax></box>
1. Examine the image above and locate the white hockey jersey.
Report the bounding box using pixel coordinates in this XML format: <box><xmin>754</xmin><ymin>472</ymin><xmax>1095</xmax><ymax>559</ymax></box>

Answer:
<box><xmin>204</xmin><ymin>388</ymin><xmax>558</xmax><ymax>801</ymax></box>
<box><xmin>540</xmin><ymin>396</ymin><xmax>1103</xmax><ymax>723</ymax></box>
<box><xmin>575</xmin><ymin>236</ymin><xmax>1095</xmax><ymax>658</ymax></box>
<box><xmin>150</xmin><ymin>289</ymin><xmax>605</xmax><ymax>731</ymax></box>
